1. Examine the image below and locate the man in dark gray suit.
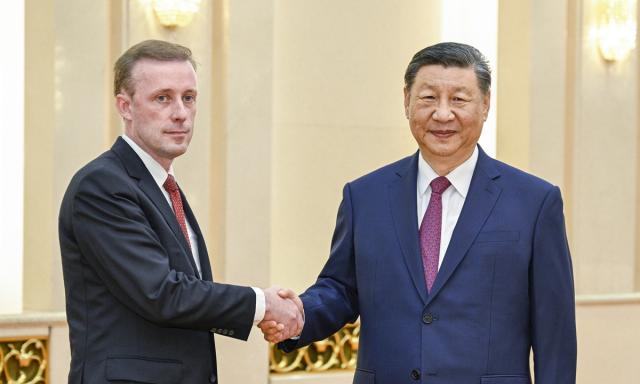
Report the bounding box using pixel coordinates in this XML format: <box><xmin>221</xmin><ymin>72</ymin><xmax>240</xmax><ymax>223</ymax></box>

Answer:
<box><xmin>59</xmin><ymin>40</ymin><xmax>302</xmax><ymax>383</ymax></box>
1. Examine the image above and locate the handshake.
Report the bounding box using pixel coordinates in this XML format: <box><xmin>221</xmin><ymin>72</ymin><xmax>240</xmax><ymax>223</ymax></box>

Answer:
<box><xmin>258</xmin><ymin>287</ymin><xmax>304</xmax><ymax>343</ymax></box>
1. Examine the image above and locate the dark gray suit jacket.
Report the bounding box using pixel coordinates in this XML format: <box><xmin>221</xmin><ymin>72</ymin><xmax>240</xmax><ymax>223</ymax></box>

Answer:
<box><xmin>59</xmin><ymin>137</ymin><xmax>255</xmax><ymax>383</ymax></box>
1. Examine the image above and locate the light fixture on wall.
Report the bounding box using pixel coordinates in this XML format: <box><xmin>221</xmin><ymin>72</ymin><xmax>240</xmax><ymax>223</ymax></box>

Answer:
<box><xmin>593</xmin><ymin>0</ymin><xmax>637</xmax><ymax>62</ymax></box>
<box><xmin>153</xmin><ymin>0</ymin><xmax>202</xmax><ymax>28</ymax></box>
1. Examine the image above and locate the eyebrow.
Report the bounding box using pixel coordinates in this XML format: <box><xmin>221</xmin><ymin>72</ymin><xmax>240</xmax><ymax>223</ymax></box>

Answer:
<box><xmin>421</xmin><ymin>83</ymin><xmax>472</xmax><ymax>93</ymax></box>
<box><xmin>151</xmin><ymin>87</ymin><xmax>198</xmax><ymax>94</ymax></box>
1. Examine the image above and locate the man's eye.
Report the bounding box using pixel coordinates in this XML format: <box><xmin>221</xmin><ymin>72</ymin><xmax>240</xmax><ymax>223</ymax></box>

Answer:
<box><xmin>156</xmin><ymin>95</ymin><xmax>169</xmax><ymax>103</ymax></box>
<box><xmin>453</xmin><ymin>97</ymin><xmax>468</xmax><ymax>103</ymax></box>
<box><xmin>420</xmin><ymin>95</ymin><xmax>436</xmax><ymax>101</ymax></box>
<box><xmin>183</xmin><ymin>95</ymin><xmax>196</xmax><ymax>103</ymax></box>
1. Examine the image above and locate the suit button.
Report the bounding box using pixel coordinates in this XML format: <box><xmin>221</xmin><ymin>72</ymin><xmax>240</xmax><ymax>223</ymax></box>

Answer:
<box><xmin>411</xmin><ymin>369</ymin><xmax>421</xmax><ymax>380</ymax></box>
<box><xmin>422</xmin><ymin>313</ymin><xmax>434</xmax><ymax>324</ymax></box>
<box><xmin>229</xmin><ymin>330</ymin><xmax>235</xmax><ymax>336</ymax></box>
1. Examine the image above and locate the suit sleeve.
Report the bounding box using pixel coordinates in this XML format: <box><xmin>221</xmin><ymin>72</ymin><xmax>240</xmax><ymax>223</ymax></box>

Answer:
<box><xmin>69</xmin><ymin>168</ymin><xmax>256</xmax><ymax>340</ymax></box>
<box><xmin>280</xmin><ymin>183</ymin><xmax>360</xmax><ymax>352</ymax></box>
<box><xmin>530</xmin><ymin>186</ymin><xmax>577</xmax><ymax>382</ymax></box>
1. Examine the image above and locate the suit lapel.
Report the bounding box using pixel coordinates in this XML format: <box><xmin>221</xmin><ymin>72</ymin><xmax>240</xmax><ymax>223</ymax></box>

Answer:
<box><xmin>182</xmin><ymin>195</ymin><xmax>213</xmax><ymax>281</ymax></box>
<box><xmin>111</xmin><ymin>137</ymin><xmax>201</xmax><ymax>277</ymax></box>
<box><xmin>426</xmin><ymin>147</ymin><xmax>502</xmax><ymax>304</ymax></box>
<box><xmin>388</xmin><ymin>152</ymin><xmax>427</xmax><ymax>304</ymax></box>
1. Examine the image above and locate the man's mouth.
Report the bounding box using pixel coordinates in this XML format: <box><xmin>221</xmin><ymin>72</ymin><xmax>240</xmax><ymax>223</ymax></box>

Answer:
<box><xmin>165</xmin><ymin>130</ymin><xmax>189</xmax><ymax>136</ymax></box>
<box><xmin>430</xmin><ymin>130</ymin><xmax>456</xmax><ymax>138</ymax></box>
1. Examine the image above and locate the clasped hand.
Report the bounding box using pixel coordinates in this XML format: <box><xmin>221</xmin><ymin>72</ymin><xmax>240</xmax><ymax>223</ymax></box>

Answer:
<box><xmin>258</xmin><ymin>287</ymin><xmax>304</xmax><ymax>343</ymax></box>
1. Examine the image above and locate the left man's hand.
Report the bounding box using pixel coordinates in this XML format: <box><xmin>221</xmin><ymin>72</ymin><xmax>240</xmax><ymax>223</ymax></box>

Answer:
<box><xmin>258</xmin><ymin>288</ymin><xmax>304</xmax><ymax>343</ymax></box>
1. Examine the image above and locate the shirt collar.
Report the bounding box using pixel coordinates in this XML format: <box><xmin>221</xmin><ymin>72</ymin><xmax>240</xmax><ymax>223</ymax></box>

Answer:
<box><xmin>121</xmin><ymin>134</ymin><xmax>175</xmax><ymax>188</ymax></box>
<box><xmin>417</xmin><ymin>145</ymin><xmax>479</xmax><ymax>198</ymax></box>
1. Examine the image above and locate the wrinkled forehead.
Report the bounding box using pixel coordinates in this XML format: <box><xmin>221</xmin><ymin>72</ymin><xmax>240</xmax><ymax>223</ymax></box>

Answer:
<box><xmin>131</xmin><ymin>58</ymin><xmax>195</xmax><ymax>78</ymax></box>
<box><xmin>130</xmin><ymin>59</ymin><xmax>197</xmax><ymax>92</ymax></box>
<box><xmin>412</xmin><ymin>64</ymin><xmax>481</xmax><ymax>92</ymax></box>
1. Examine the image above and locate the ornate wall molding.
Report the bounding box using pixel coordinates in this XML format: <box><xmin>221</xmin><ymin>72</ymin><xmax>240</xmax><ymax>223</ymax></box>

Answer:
<box><xmin>270</xmin><ymin>322</ymin><xmax>359</xmax><ymax>373</ymax></box>
<box><xmin>0</xmin><ymin>312</ymin><xmax>68</xmax><ymax>383</ymax></box>
<box><xmin>0</xmin><ymin>337</ymin><xmax>48</xmax><ymax>384</ymax></box>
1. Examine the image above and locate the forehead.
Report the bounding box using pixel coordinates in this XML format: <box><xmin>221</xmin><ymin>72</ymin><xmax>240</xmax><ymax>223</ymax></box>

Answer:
<box><xmin>130</xmin><ymin>59</ymin><xmax>197</xmax><ymax>92</ymax></box>
<box><xmin>412</xmin><ymin>65</ymin><xmax>480</xmax><ymax>93</ymax></box>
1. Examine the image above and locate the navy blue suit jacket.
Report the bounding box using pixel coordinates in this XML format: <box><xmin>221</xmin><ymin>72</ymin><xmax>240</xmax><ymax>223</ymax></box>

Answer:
<box><xmin>282</xmin><ymin>147</ymin><xmax>576</xmax><ymax>383</ymax></box>
<box><xmin>59</xmin><ymin>138</ymin><xmax>256</xmax><ymax>383</ymax></box>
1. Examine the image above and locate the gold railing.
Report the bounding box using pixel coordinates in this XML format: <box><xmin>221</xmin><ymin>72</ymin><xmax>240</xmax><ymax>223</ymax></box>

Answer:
<box><xmin>0</xmin><ymin>337</ymin><xmax>48</xmax><ymax>384</ymax></box>
<box><xmin>269</xmin><ymin>322</ymin><xmax>359</xmax><ymax>373</ymax></box>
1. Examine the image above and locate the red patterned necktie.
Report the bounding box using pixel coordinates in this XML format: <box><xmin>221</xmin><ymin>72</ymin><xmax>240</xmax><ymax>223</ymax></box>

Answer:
<box><xmin>163</xmin><ymin>175</ymin><xmax>191</xmax><ymax>248</ymax></box>
<box><xmin>420</xmin><ymin>176</ymin><xmax>451</xmax><ymax>293</ymax></box>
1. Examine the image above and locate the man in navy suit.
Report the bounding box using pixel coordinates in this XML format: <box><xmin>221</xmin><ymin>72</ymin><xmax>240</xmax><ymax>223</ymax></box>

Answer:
<box><xmin>59</xmin><ymin>40</ymin><xmax>302</xmax><ymax>383</ymax></box>
<box><xmin>261</xmin><ymin>42</ymin><xmax>576</xmax><ymax>383</ymax></box>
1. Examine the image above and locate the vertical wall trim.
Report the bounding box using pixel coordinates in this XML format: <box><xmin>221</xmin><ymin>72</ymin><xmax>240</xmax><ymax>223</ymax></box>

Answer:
<box><xmin>108</xmin><ymin>1</ymin><xmax>122</xmax><ymax>144</ymax></box>
<box><xmin>635</xmin><ymin>0</ymin><xmax>640</xmax><ymax>292</ymax></box>
<box><xmin>209</xmin><ymin>0</ymin><xmax>229</xmax><ymax>280</ymax></box>
<box><xmin>496</xmin><ymin>0</ymin><xmax>532</xmax><ymax>169</ymax></box>
<box><xmin>0</xmin><ymin>0</ymin><xmax>25</xmax><ymax>314</ymax></box>
<box><xmin>564</xmin><ymin>0</ymin><xmax>578</xmax><ymax>247</ymax></box>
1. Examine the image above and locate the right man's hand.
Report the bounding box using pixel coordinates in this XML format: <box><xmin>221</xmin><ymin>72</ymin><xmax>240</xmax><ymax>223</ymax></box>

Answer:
<box><xmin>258</xmin><ymin>287</ymin><xmax>304</xmax><ymax>343</ymax></box>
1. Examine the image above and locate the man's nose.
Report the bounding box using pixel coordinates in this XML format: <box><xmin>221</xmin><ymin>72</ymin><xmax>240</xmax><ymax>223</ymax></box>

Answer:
<box><xmin>171</xmin><ymin>100</ymin><xmax>188</xmax><ymax>121</ymax></box>
<box><xmin>432</xmin><ymin>102</ymin><xmax>454</xmax><ymax>121</ymax></box>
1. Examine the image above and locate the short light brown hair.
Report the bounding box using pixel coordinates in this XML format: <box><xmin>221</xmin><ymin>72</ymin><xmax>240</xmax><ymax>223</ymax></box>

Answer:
<box><xmin>113</xmin><ymin>39</ymin><xmax>196</xmax><ymax>96</ymax></box>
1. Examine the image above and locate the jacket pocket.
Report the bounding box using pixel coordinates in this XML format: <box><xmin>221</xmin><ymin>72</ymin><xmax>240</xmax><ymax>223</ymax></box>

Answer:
<box><xmin>353</xmin><ymin>368</ymin><xmax>375</xmax><ymax>384</ymax></box>
<box><xmin>105</xmin><ymin>356</ymin><xmax>183</xmax><ymax>383</ymax></box>
<box><xmin>475</xmin><ymin>230</ymin><xmax>520</xmax><ymax>243</ymax></box>
<box><xmin>480</xmin><ymin>374</ymin><xmax>530</xmax><ymax>384</ymax></box>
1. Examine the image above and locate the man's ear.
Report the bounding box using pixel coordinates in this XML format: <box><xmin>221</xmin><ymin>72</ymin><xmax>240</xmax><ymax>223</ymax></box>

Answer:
<box><xmin>115</xmin><ymin>93</ymin><xmax>133</xmax><ymax>121</ymax></box>
<box><xmin>403</xmin><ymin>86</ymin><xmax>410</xmax><ymax>119</ymax></box>
<box><xmin>482</xmin><ymin>90</ymin><xmax>491</xmax><ymax>121</ymax></box>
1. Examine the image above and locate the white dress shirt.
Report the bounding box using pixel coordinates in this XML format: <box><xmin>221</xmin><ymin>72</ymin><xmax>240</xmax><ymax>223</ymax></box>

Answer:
<box><xmin>417</xmin><ymin>146</ymin><xmax>479</xmax><ymax>268</ymax></box>
<box><xmin>121</xmin><ymin>135</ymin><xmax>265</xmax><ymax>323</ymax></box>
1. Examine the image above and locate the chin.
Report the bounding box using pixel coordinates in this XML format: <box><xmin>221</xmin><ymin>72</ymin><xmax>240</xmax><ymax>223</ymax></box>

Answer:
<box><xmin>175</xmin><ymin>147</ymin><xmax>189</xmax><ymax>157</ymax></box>
<box><xmin>423</xmin><ymin>143</ymin><xmax>457</xmax><ymax>157</ymax></box>
<box><xmin>165</xmin><ymin>146</ymin><xmax>188</xmax><ymax>158</ymax></box>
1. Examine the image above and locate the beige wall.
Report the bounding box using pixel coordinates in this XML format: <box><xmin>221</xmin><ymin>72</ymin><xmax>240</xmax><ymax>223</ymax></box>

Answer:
<box><xmin>19</xmin><ymin>0</ymin><xmax>640</xmax><ymax>383</ymax></box>
<box><xmin>576</xmin><ymin>294</ymin><xmax>640</xmax><ymax>383</ymax></box>
<box><xmin>570</xmin><ymin>0</ymin><xmax>639</xmax><ymax>294</ymax></box>
<box><xmin>498</xmin><ymin>0</ymin><xmax>640</xmax><ymax>382</ymax></box>
<box><xmin>498</xmin><ymin>0</ymin><xmax>640</xmax><ymax>295</ymax></box>
<box><xmin>498</xmin><ymin>0</ymin><xmax>640</xmax><ymax>296</ymax></box>
<box><xmin>271</xmin><ymin>0</ymin><xmax>440</xmax><ymax>293</ymax></box>
<box><xmin>24</xmin><ymin>0</ymin><xmax>112</xmax><ymax>312</ymax></box>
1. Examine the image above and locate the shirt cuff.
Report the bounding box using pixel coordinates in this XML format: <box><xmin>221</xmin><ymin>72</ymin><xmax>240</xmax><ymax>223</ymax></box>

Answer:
<box><xmin>252</xmin><ymin>287</ymin><xmax>266</xmax><ymax>324</ymax></box>
<box><xmin>291</xmin><ymin>303</ymin><xmax>305</xmax><ymax>339</ymax></box>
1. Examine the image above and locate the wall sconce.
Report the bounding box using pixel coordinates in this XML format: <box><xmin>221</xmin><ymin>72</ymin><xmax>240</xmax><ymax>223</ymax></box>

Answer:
<box><xmin>153</xmin><ymin>0</ymin><xmax>202</xmax><ymax>28</ymax></box>
<box><xmin>593</xmin><ymin>0</ymin><xmax>637</xmax><ymax>62</ymax></box>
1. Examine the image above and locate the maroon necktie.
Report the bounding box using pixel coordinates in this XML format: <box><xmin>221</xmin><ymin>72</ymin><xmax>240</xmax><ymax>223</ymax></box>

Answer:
<box><xmin>420</xmin><ymin>176</ymin><xmax>451</xmax><ymax>293</ymax></box>
<box><xmin>163</xmin><ymin>175</ymin><xmax>191</xmax><ymax>248</ymax></box>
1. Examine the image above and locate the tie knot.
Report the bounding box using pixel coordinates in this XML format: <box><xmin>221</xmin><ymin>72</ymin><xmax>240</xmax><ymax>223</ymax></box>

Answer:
<box><xmin>163</xmin><ymin>174</ymin><xmax>179</xmax><ymax>193</ymax></box>
<box><xmin>430</xmin><ymin>176</ymin><xmax>451</xmax><ymax>194</ymax></box>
